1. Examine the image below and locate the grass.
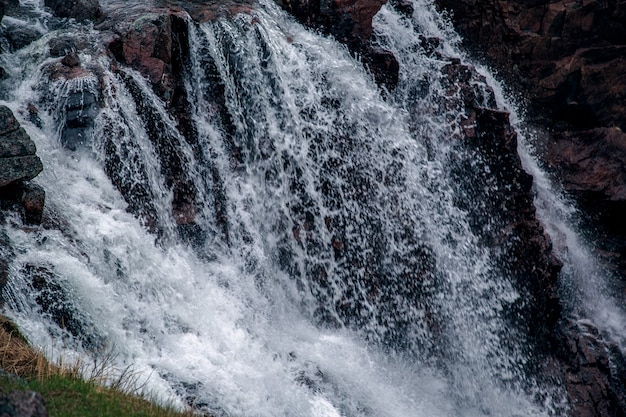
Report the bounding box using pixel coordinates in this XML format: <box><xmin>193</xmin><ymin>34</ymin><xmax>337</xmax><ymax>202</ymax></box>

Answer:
<box><xmin>0</xmin><ymin>316</ymin><xmax>196</xmax><ymax>417</ymax></box>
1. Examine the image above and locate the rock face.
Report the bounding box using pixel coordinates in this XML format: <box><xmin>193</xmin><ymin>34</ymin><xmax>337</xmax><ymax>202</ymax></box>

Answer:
<box><xmin>441</xmin><ymin>60</ymin><xmax>562</xmax><ymax>360</ymax></box>
<box><xmin>0</xmin><ymin>391</ymin><xmax>48</xmax><ymax>417</ymax></box>
<box><xmin>0</xmin><ymin>106</ymin><xmax>45</xmax><ymax>227</ymax></box>
<box><xmin>44</xmin><ymin>0</ymin><xmax>102</xmax><ymax>22</ymax></box>
<box><xmin>433</xmin><ymin>0</ymin><xmax>626</xmax><ymax>415</ymax></box>
<box><xmin>554</xmin><ymin>320</ymin><xmax>626</xmax><ymax>417</ymax></box>
<box><xmin>279</xmin><ymin>0</ymin><xmax>399</xmax><ymax>87</ymax></box>
<box><xmin>434</xmin><ymin>0</ymin><xmax>626</xmax><ymax>268</ymax></box>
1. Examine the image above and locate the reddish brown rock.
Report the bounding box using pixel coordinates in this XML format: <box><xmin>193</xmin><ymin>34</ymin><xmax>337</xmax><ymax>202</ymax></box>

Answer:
<box><xmin>548</xmin><ymin>127</ymin><xmax>626</xmax><ymax>202</ymax></box>
<box><xmin>108</xmin><ymin>13</ymin><xmax>177</xmax><ymax>103</ymax></box>
<box><xmin>442</xmin><ymin>61</ymin><xmax>562</xmax><ymax>347</ymax></box>
<box><xmin>21</xmin><ymin>183</ymin><xmax>45</xmax><ymax>225</ymax></box>
<box><xmin>551</xmin><ymin>320</ymin><xmax>626</xmax><ymax>417</ymax></box>
<box><xmin>434</xmin><ymin>1</ymin><xmax>626</xmax><ymax>415</ymax></box>
<box><xmin>279</xmin><ymin>0</ymin><xmax>399</xmax><ymax>87</ymax></box>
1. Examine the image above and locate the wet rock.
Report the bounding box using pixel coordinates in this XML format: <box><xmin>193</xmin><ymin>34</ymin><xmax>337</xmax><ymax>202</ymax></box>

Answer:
<box><xmin>280</xmin><ymin>0</ymin><xmax>399</xmax><ymax>88</ymax></box>
<box><xmin>44</xmin><ymin>0</ymin><xmax>102</xmax><ymax>22</ymax></box>
<box><xmin>108</xmin><ymin>13</ymin><xmax>177</xmax><ymax>103</ymax></box>
<box><xmin>0</xmin><ymin>128</ymin><xmax>37</xmax><ymax>158</ymax></box>
<box><xmin>443</xmin><ymin>61</ymin><xmax>562</xmax><ymax>349</ymax></box>
<box><xmin>2</xmin><ymin>22</ymin><xmax>43</xmax><ymax>51</ymax></box>
<box><xmin>0</xmin><ymin>156</ymin><xmax>42</xmax><ymax>187</ymax></box>
<box><xmin>0</xmin><ymin>106</ymin><xmax>20</xmax><ymax>136</ymax></box>
<box><xmin>0</xmin><ymin>106</ymin><xmax>43</xmax><ymax>188</ymax></box>
<box><xmin>0</xmin><ymin>0</ymin><xmax>19</xmax><ymax>21</ymax></box>
<box><xmin>61</xmin><ymin>52</ymin><xmax>80</xmax><ymax>68</ymax></box>
<box><xmin>434</xmin><ymin>0</ymin><xmax>626</xmax><ymax>414</ymax></box>
<box><xmin>24</xmin><ymin>264</ymin><xmax>103</xmax><ymax>349</ymax></box>
<box><xmin>60</xmin><ymin>89</ymin><xmax>98</xmax><ymax>151</ymax></box>
<box><xmin>0</xmin><ymin>391</ymin><xmax>48</xmax><ymax>417</ymax></box>
<box><xmin>0</xmin><ymin>231</ymin><xmax>12</xmax><ymax>295</ymax></box>
<box><xmin>362</xmin><ymin>46</ymin><xmax>399</xmax><ymax>88</ymax></box>
<box><xmin>553</xmin><ymin>320</ymin><xmax>626</xmax><ymax>417</ymax></box>
<box><xmin>21</xmin><ymin>182</ymin><xmax>45</xmax><ymax>225</ymax></box>
<box><xmin>0</xmin><ymin>105</ymin><xmax>45</xmax><ymax>225</ymax></box>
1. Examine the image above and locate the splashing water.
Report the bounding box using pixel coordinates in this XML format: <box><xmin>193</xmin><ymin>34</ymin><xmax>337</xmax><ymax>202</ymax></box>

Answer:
<box><xmin>0</xmin><ymin>0</ymin><xmax>585</xmax><ymax>415</ymax></box>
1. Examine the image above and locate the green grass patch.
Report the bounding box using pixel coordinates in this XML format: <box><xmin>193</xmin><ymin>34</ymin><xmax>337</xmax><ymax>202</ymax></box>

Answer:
<box><xmin>0</xmin><ymin>316</ymin><xmax>196</xmax><ymax>417</ymax></box>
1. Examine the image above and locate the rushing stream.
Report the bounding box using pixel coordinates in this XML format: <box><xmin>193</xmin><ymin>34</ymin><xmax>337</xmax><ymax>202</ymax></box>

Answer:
<box><xmin>0</xmin><ymin>0</ymin><xmax>621</xmax><ymax>415</ymax></box>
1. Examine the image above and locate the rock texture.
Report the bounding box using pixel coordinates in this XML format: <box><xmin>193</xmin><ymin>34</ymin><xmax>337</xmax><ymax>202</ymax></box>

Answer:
<box><xmin>278</xmin><ymin>0</ymin><xmax>399</xmax><ymax>87</ymax></box>
<box><xmin>434</xmin><ymin>0</ymin><xmax>626</xmax><ymax>415</ymax></box>
<box><xmin>434</xmin><ymin>0</ymin><xmax>626</xmax><ymax>271</ymax></box>
<box><xmin>0</xmin><ymin>391</ymin><xmax>48</xmax><ymax>417</ymax></box>
<box><xmin>0</xmin><ymin>106</ymin><xmax>45</xmax><ymax>226</ymax></box>
<box><xmin>44</xmin><ymin>0</ymin><xmax>102</xmax><ymax>22</ymax></box>
<box><xmin>440</xmin><ymin>60</ymin><xmax>562</xmax><ymax>362</ymax></box>
<box><xmin>0</xmin><ymin>106</ymin><xmax>43</xmax><ymax>187</ymax></box>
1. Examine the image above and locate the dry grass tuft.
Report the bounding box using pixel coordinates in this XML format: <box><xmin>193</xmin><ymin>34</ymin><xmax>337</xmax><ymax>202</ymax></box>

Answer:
<box><xmin>0</xmin><ymin>316</ymin><xmax>52</xmax><ymax>378</ymax></box>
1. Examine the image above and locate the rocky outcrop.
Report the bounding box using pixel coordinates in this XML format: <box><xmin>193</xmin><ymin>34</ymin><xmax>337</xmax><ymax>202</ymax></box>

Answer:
<box><xmin>441</xmin><ymin>60</ymin><xmax>562</xmax><ymax>354</ymax></box>
<box><xmin>0</xmin><ymin>391</ymin><xmax>48</xmax><ymax>417</ymax></box>
<box><xmin>434</xmin><ymin>0</ymin><xmax>626</xmax><ymax>270</ymax></box>
<box><xmin>434</xmin><ymin>0</ymin><xmax>626</xmax><ymax>415</ymax></box>
<box><xmin>44</xmin><ymin>0</ymin><xmax>102</xmax><ymax>22</ymax></box>
<box><xmin>551</xmin><ymin>319</ymin><xmax>626</xmax><ymax>417</ymax></box>
<box><xmin>278</xmin><ymin>0</ymin><xmax>399</xmax><ymax>87</ymax></box>
<box><xmin>0</xmin><ymin>106</ymin><xmax>45</xmax><ymax>226</ymax></box>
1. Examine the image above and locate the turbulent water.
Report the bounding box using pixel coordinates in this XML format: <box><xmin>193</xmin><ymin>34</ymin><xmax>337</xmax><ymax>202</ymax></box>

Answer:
<box><xmin>2</xmin><ymin>0</ymin><xmax>621</xmax><ymax>415</ymax></box>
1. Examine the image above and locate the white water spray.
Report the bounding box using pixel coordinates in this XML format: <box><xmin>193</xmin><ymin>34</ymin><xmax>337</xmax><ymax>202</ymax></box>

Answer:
<box><xmin>0</xmin><ymin>0</ymin><xmax>588</xmax><ymax>415</ymax></box>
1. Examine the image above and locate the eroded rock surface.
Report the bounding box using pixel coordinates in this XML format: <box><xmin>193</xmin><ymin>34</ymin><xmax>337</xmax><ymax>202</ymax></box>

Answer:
<box><xmin>434</xmin><ymin>0</ymin><xmax>626</xmax><ymax>415</ymax></box>
<box><xmin>279</xmin><ymin>0</ymin><xmax>399</xmax><ymax>87</ymax></box>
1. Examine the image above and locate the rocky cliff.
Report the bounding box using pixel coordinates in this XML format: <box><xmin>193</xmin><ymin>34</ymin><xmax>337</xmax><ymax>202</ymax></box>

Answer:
<box><xmin>433</xmin><ymin>0</ymin><xmax>626</xmax><ymax>415</ymax></box>
<box><xmin>435</xmin><ymin>0</ymin><xmax>626</xmax><ymax>280</ymax></box>
<box><xmin>0</xmin><ymin>0</ymin><xmax>624</xmax><ymax>415</ymax></box>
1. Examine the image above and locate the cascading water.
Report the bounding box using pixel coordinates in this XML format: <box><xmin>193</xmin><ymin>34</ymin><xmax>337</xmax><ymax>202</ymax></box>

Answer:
<box><xmin>2</xmin><ymin>0</ymin><xmax>613</xmax><ymax>415</ymax></box>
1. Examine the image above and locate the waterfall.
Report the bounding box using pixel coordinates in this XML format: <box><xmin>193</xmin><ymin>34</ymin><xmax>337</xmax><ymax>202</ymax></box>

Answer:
<box><xmin>1</xmin><ymin>0</ymin><xmax>605</xmax><ymax>415</ymax></box>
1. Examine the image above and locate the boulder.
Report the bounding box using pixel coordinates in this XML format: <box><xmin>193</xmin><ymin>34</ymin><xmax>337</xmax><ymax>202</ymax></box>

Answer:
<box><xmin>0</xmin><ymin>156</ymin><xmax>43</xmax><ymax>188</ymax></box>
<box><xmin>0</xmin><ymin>106</ymin><xmax>45</xmax><ymax>224</ymax></box>
<box><xmin>279</xmin><ymin>0</ymin><xmax>399</xmax><ymax>88</ymax></box>
<box><xmin>44</xmin><ymin>0</ymin><xmax>102</xmax><ymax>22</ymax></box>
<box><xmin>0</xmin><ymin>391</ymin><xmax>48</xmax><ymax>417</ymax></box>
<box><xmin>0</xmin><ymin>106</ymin><xmax>43</xmax><ymax>188</ymax></box>
<box><xmin>21</xmin><ymin>182</ymin><xmax>45</xmax><ymax>225</ymax></box>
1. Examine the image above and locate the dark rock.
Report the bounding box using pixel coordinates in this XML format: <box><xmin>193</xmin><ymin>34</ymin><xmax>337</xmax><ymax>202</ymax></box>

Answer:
<box><xmin>280</xmin><ymin>0</ymin><xmax>399</xmax><ymax>88</ymax></box>
<box><xmin>24</xmin><ymin>264</ymin><xmax>102</xmax><ymax>349</ymax></box>
<box><xmin>60</xmin><ymin>90</ymin><xmax>98</xmax><ymax>151</ymax></box>
<box><xmin>0</xmin><ymin>0</ymin><xmax>19</xmax><ymax>21</ymax></box>
<box><xmin>0</xmin><ymin>105</ymin><xmax>46</xmax><ymax>223</ymax></box>
<box><xmin>0</xmin><ymin>106</ymin><xmax>20</xmax><ymax>136</ymax></box>
<box><xmin>0</xmin><ymin>128</ymin><xmax>37</xmax><ymax>158</ymax></box>
<box><xmin>49</xmin><ymin>37</ymin><xmax>79</xmax><ymax>58</ymax></box>
<box><xmin>0</xmin><ymin>391</ymin><xmax>48</xmax><ymax>417</ymax></box>
<box><xmin>21</xmin><ymin>182</ymin><xmax>45</xmax><ymax>225</ymax></box>
<box><xmin>61</xmin><ymin>52</ymin><xmax>80</xmax><ymax>68</ymax></box>
<box><xmin>3</xmin><ymin>22</ymin><xmax>43</xmax><ymax>51</ymax></box>
<box><xmin>362</xmin><ymin>46</ymin><xmax>399</xmax><ymax>88</ymax></box>
<box><xmin>442</xmin><ymin>60</ymin><xmax>562</xmax><ymax>351</ymax></box>
<box><xmin>0</xmin><ymin>230</ymin><xmax>12</xmax><ymax>295</ymax></box>
<box><xmin>389</xmin><ymin>0</ymin><xmax>414</xmax><ymax>17</ymax></box>
<box><xmin>0</xmin><ymin>106</ymin><xmax>43</xmax><ymax>187</ymax></box>
<box><xmin>433</xmin><ymin>0</ymin><xmax>626</xmax><ymax>415</ymax></box>
<box><xmin>554</xmin><ymin>320</ymin><xmax>626</xmax><ymax>417</ymax></box>
<box><xmin>44</xmin><ymin>0</ymin><xmax>102</xmax><ymax>22</ymax></box>
<box><xmin>0</xmin><ymin>156</ymin><xmax>43</xmax><ymax>188</ymax></box>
